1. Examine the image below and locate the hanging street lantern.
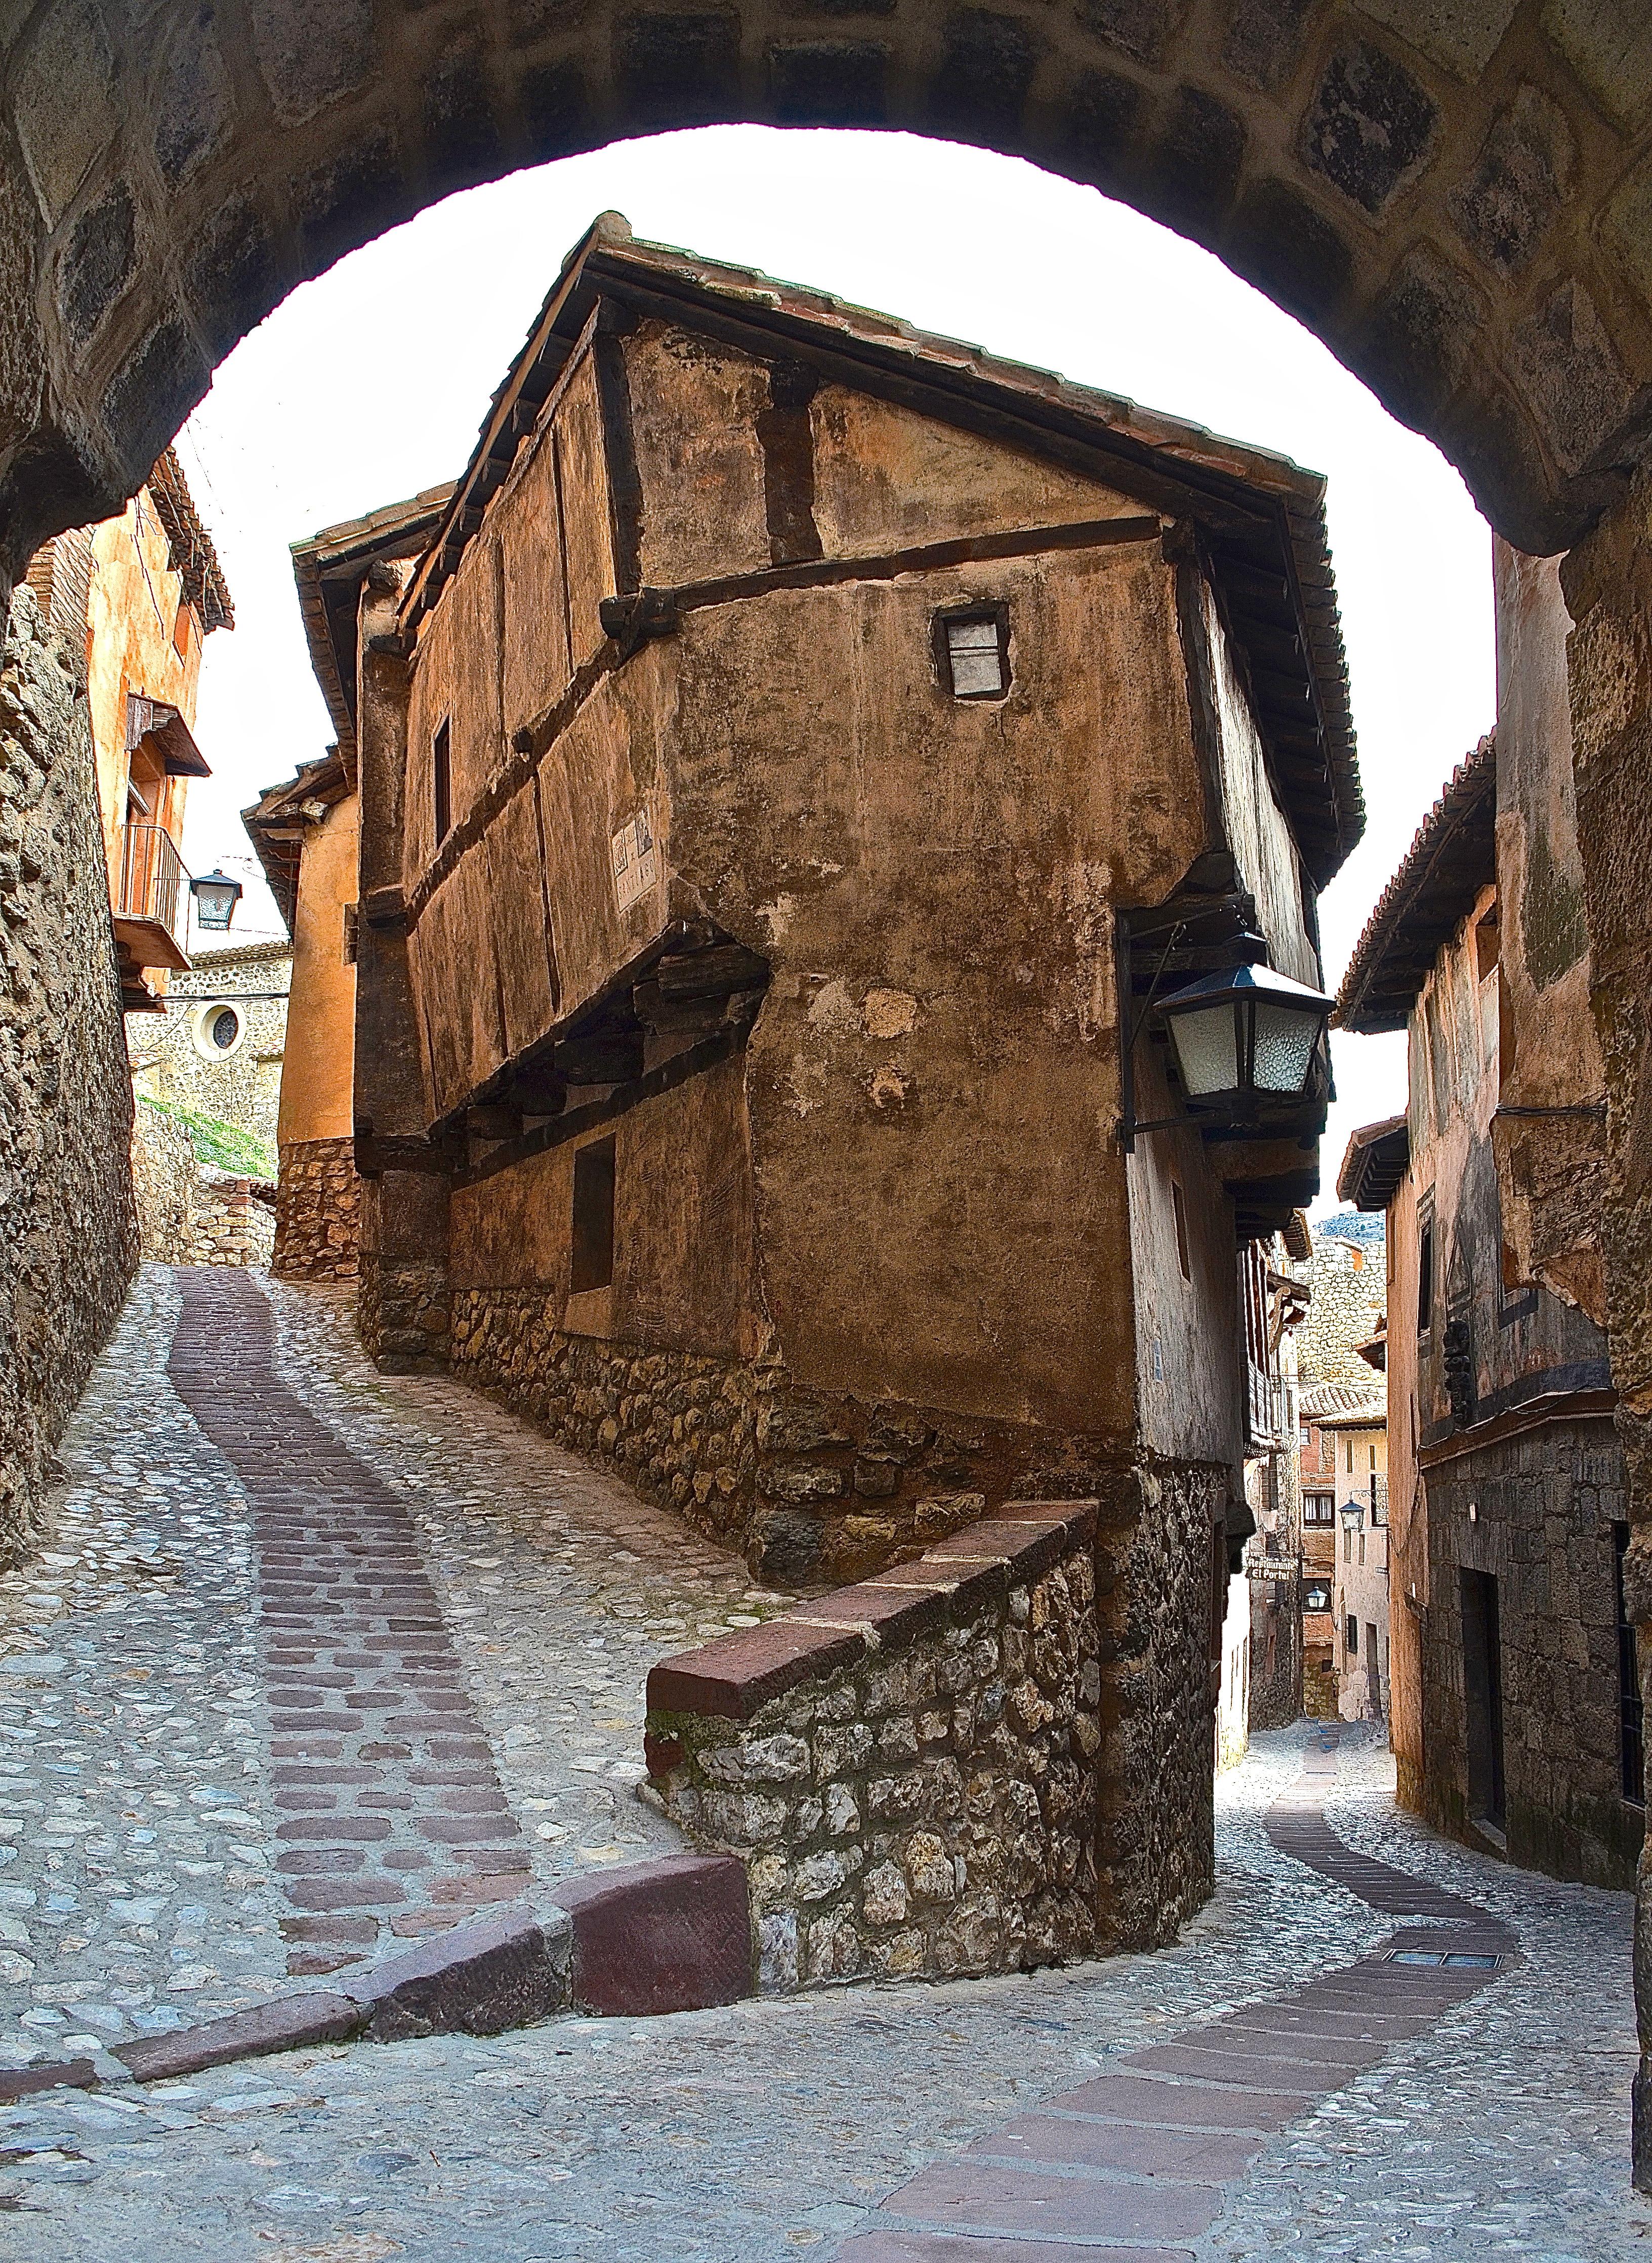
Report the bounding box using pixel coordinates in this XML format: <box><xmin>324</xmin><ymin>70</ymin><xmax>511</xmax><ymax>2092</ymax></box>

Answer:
<box><xmin>1155</xmin><ymin>958</ymin><xmax>1334</xmax><ymax>1124</ymax></box>
<box><xmin>189</xmin><ymin>869</ymin><xmax>243</xmax><ymax>932</ymax></box>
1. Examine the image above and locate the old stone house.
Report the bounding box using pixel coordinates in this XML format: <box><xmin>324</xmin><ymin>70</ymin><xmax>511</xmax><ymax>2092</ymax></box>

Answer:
<box><xmin>323</xmin><ymin>215</ymin><xmax>1360</xmax><ymax>1947</ymax></box>
<box><xmin>1338</xmin><ymin>543</ymin><xmax>1639</xmax><ymax>1890</ymax></box>
<box><xmin>244</xmin><ymin>486</ymin><xmax>454</xmax><ymax>1284</ymax></box>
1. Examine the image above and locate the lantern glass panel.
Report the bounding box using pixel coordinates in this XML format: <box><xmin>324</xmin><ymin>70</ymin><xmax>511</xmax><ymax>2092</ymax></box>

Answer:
<box><xmin>1252</xmin><ymin>999</ymin><xmax>1320</xmax><ymax>1093</ymax></box>
<box><xmin>191</xmin><ymin>874</ymin><xmax>240</xmax><ymax>931</ymax></box>
<box><xmin>1170</xmin><ymin>1001</ymin><xmax>1239</xmax><ymax>1097</ymax></box>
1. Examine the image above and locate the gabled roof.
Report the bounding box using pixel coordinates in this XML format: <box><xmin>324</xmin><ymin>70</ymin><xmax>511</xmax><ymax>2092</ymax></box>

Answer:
<box><xmin>292</xmin><ymin>483</ymin><xmax>455</xmax><ymax>773</ymax></box>
<box><xmin>1337</xmin><ymin>1115</ymin><xmax>1410</xmax><ymax>1211</ymax></box>
<box><xmin>1336</xmin><ymin>735</ymin><xmax>1496</xmax><ymax>1034</ymax></box>
<box><xmin>399</xmin><ymin>212</ymin><xmax>1362</xmax><ymax>888</ymax></box>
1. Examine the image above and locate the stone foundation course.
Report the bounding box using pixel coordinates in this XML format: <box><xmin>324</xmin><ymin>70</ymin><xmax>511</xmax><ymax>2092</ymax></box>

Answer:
<box><xmin>449</xmin><ymin>1285</ymin><xmax>1114</xmax><ymax>1586</ymax></box>
<box><xmin>274</xmin><ymin>1135</ymin><xmax>360</xmax><ymax>1280</ymax></box>
<box><xmin>643</xmin><ymin>1500</ymin><xmax>1100</xmax><ymax>1989</ymax></box>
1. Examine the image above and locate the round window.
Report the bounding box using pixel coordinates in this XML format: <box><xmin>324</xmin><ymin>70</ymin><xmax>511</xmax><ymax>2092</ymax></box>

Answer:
<box><xmin>191</xmin><ymin>1001</ymin><xmax>246</xmax><ymax>1061</ymax></box>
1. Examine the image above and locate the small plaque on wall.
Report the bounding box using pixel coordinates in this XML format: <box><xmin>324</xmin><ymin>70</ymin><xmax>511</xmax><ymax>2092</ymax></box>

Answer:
<box><xmin>611</xmin><ymin>809</ymin><xmax>657</xmax><ymax>913</ymax></box>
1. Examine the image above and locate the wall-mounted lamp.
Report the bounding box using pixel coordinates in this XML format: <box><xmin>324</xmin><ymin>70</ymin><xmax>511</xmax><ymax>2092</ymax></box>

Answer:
<box><xmin>189</xmin><ymin>869</ymin><xmax>243</xmax><ymax>932</ymax></box>
<box><xmin>1158</xmin><ymin>959</ymin><xmax>1334</xmax><ymax>1117</ymax></box>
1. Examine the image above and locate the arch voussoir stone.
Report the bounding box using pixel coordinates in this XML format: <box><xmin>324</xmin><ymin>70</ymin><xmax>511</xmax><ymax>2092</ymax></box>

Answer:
<box><xmin>0</xmin><ymin>0</ymin><xmax>1648</xmax><ymax>568</ymax></box>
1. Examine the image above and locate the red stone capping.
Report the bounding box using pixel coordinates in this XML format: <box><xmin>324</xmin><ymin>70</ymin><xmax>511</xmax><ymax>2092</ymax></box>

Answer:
<box><xmin>645</xmin><ymin>1501</ymin><xmax>1096</xmax><ymax>1726</ymax></box>
<box><xmin>0</xmin><ymin>1855</ymin><xmax>754</xmax><ymax>2104</ymax></box>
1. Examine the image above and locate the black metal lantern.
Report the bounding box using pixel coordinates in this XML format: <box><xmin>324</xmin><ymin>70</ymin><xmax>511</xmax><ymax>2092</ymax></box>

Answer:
<box><xmin>189</xmin><ymin>868</ymin><xmax>243</xmax><ymax>932</ymax></box>
<box><xmin>1157</xmin><ymin>959</ymin><xmax>1333</xmax><ymax>1119</ymax></box>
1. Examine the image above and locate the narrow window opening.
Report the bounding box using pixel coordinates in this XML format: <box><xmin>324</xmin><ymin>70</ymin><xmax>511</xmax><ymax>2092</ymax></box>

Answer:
<box><xmin>570</xmin><ymin>1137</ymin><xmax>616</xmax><ymax>1294</ymax></box>
<box><xmin>433</xmin><ymin>718</ymin><xmax>452</xmax><ymax>845</ymax></box>
<box><xmin>1346</xmin><ymin>1615</ymin><xmax>1358</xmax><ymax>1656</ymax></box>
<box><xmin>1418</xmin><ymin>1217</ymin><xmax>1434</xmax><ymax>1336</ymax></box>
<box><xmin>1171</xmin><ymin>1179</ymin><xmax>1191</xmax><ymax>1282</ymax></box>
<box><xmin>938</xmin><ymin>607</ymin><xmax>1009</xmax><ymax>700</ymax></box>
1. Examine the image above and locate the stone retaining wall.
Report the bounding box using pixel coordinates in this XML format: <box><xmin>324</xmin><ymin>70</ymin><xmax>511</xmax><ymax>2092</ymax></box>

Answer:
<box><xmin>132</xmin><ymin>1099</ymin><xmax>275</xmax><ymax>1267</ymax></box>
<box><xmin>0</xmin><ymin>586</ymin><xmax>137</xmax><ymax>1562</ymax></box>
<box><xmin>190</xmin><ymin>1175</ymin><xmax>275</xmax><ymax>1268</ymax></box>
<box><xmin>642</xmin><ymin>1501</ymin><xmax>1101</xmax><ymax>1989</ymax></box>
<box><xmin>274</xmin><ymin>1136</ymin><xmax>361</xmax><ymax>1280</ymax></box>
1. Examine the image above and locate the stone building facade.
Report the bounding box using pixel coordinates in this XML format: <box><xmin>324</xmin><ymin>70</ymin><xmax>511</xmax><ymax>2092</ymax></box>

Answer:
<box><xmin>1339</xmin><ymin>542</ymin><xmax>1641</xmax><ymax>1894</ymax></box>
<box><xmin>0</xmin><ymin>586</ymin><xmax>138</xmax><ymax>1564</ymax></box>
<box><xmin>319</xmin><ymin>217</ymin><xmax>1361</xmax><ymax>1960</ymax></box>
<box><xmin>126</xmin><ymin>936</ymin><xmax>291</xmax><ymax>1151</ymax></box>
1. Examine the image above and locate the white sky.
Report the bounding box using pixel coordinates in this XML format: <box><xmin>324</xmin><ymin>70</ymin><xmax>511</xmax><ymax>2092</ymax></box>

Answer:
<box><xmin>175</xmin><ymin>125</ymin><xmax>1497</xmax><ymax>1214</ymax></box>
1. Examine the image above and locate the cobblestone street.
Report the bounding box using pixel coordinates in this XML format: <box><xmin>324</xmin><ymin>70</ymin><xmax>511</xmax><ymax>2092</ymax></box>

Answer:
<box><xmin>0</xmin><ymin>1266</ymin><xmax>1645</xmax><ymax>2258</ymax></box>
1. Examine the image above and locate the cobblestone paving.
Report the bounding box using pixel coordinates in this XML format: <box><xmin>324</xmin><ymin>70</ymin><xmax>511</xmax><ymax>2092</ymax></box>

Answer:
<box><xmin>0</xmin><ymin>1268</ymin><xmax>288</xmax><ymax>2068</ymax></box>
<box><xmin>260</xmin><ymin>1273</ymin><xmax>792</xmax><ymax>1887</ymax></box>
<box><xmin>0</xmin><ymin>1725</ymin><xmax>1642</xmax><ymax>2259</ymax></box>
<box><xmin>0</xmin><ymin>1269</ymin><xmax>1644</xmax><ymax>2257</ymax></box>
<box><xmin>0</xmin><ymin>1265</ymin><xmax>784</xmax><ymax>2062</ymax></box>
<box><xmin>169</xmin><ymin>1266</ymin><xmax>538</xmax><ymax>1969</ymax></box>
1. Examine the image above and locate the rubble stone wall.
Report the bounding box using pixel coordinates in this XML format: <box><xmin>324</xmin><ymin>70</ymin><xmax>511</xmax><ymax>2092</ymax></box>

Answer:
<box><xmin>449</xmin><ymin>1282</ymin><xmax>1139</xmax><ymax>1589</ymax></box>
<box><xmin>274</xmin><ymin>1137</ymin><xmax>361</xmax><ymax>1281</ymax></box>
<box><xmin>133</xmin><ymin>1099</ymin><xmax>275</xmax><ymax>1268</ymax></box>
<box><xmin>0</xmin><ymin>586</ymin><xmax>137</xmax><ymax>1563</ymax></box>
<box><xmin>643</xmin><ymin>1503</ymin><xmax>1101</xmax><ymax>1989</ymax></box>
<box><xmin>1418</xmin><ymin>1413</ymin><xmax>1638</xmax><ymax>1890</ymax></box>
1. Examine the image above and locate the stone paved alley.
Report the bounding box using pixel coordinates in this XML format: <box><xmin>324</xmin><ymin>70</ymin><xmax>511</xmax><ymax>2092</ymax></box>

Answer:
<box><xmin>0</xmin><ymin>1265</ymin><xmax>1646</xmax><ymax>2258</ymax></box>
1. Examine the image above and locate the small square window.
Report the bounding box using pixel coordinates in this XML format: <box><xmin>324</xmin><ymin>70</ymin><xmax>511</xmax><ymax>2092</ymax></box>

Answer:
<box><xmin>938</xmin><ymin>609</ymin><xmax>1009</xmax><ymax>700</ymax></box>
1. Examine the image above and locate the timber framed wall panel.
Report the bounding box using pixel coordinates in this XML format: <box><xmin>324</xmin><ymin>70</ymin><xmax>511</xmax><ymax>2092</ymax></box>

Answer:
<box><xmin>553</xmin><ymin>352</ymin><xmax>617</xmax><ymax>674</ymax></box>
<box><xmin>497</xmin><ymin>438</ymin><xmax>574</xmax><ymax>746</ymax></box>
<box><xmin>412</xmin><ymin>849</ymin><xmax>508</xmax><ymax>1120</ymax></box>
<box><xmin>486</xmin><ymin>779</ymin><xmax>560</xmax><ymax>1059</ymax></box>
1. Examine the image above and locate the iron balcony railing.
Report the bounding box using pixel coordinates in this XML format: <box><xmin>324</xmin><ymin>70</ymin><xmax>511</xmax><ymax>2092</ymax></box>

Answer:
<box><xmin>115</xmin><ymin>823</ymin><xmax>188</xmax><ymax>943</ymax></box>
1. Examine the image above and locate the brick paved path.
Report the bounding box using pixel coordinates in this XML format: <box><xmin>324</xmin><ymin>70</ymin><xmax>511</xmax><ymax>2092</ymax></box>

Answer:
<box><xmin>835</xmin><ymin>1724</ymin><xmax>1517</xmax><ymax>2259</ymax></box>
<box><xmin>0</xmin><ymin>1723</ymin><xmax>1640</xmax><ymax>2259</ymax></box>
<box><xmin>167</xmin><ymin>1266</ymin><xmax>532</xmax><ymax>1975</ymax></box>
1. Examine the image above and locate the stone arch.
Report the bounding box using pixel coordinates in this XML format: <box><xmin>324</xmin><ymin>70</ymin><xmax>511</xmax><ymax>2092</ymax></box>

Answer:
<box><xmin>2</xmin><ymin>2</ymin><xmax>1650</xmax><ymax>571</ymax></box>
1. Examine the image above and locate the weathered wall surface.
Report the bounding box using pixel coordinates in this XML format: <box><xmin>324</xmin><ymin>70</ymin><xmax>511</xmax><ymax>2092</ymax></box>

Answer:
<box><xmin>273</xmin><ymin>1136</ymin><xmax>360</xmax><ymax>1281</ymax></box>
<box><xmin>1248</xmin><ymin>1563</ymin><xmax>1302</xmax><ymax>1731</ymax></box>
<box><xmin>1492</xmin><ymin>540</ymin><xmax>1607</xmax><ymax>1323</ymax></box>
<box><xmin>132</xmin><ymin>1098</ymin><xmax>275</xmax><ymax>1267</ymax></box>
<box><xmin>1419</xmin><ymin>1416</ymin><xmax>1635</xmax><ymax>1887</ymax></box>
<box><xmin>1297</xmin><ymin>1231</ymin><xmax>1386</xmax><ymax>1390</ymax></box>
<box><xmin>1383</xmin><ymin>746</ymin><xmax>1629</xmax><ymax>1890</ymax></box>
<box><xmin>277</xmin><ymin>794</ymin><xmax>357</xmax><ymax>1148</ymax></box>
<box><xmin>1560</xmin><ymin>481</ymin><xmax>1652</xmax><ymax>2180</ymax></box>
<box><xmin>128</xmin><ymin>940</ymin><xmax>290</xmax><ymax>1146</ymax></box>
<box><xmin>0</xmin><ymin>586</ymin><xmax>137</xmax><ymax>1561</ymax></box>
<box><xmin>644</xmin><ymin>1504</ymin><xmax>1103</xmax><ymax>1988</ymax></box>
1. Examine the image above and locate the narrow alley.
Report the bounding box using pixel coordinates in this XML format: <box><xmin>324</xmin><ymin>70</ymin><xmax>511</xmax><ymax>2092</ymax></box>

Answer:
<box><xmin>0</xmin><ymin>1267</ymin><xmax>1640</xmax><ymax>2260</ymax></box>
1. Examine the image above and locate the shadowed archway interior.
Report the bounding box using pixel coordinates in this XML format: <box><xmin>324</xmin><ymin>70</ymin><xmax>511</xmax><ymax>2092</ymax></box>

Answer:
<box><xmin>2</xmin><ymin>0</ymin><xmax>1651</xmax><ymax>572</ymax></box>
